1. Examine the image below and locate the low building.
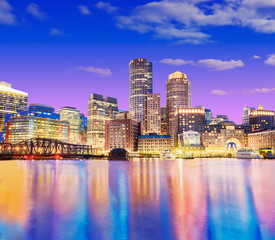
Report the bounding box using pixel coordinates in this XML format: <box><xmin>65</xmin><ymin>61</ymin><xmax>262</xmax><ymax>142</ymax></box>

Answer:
<box><xmin>5</xmin><ymin>104</ymin><xmax>70</xmax><ymax>143</ymax></box>
<box><xmin>105</xmin><ymin>119</ymin><xmax>141</xmax><ymax>153</ymax></box>
<box><xmin>138</xmin><ymin>135</ymin><xmax>171</xmax><ymax>154</ymax></box>
<box><xmin>248</xmin><ymin>129</ymin><xmax>275</xmax><ymax>150</ymax></box>
<box><xmin>201</xmin><ymin>121</ymin><xmax>246</xmax><ymax>150</ymax></box>
<box><xmin>116</xmin><ymin>111</ymin><xmax>129</xmax><ymax>120</ymax></box>
<box><xmin>178</xmin><ymin>130</ymin><xmax>201</xmax><ymax>146</ymax></box>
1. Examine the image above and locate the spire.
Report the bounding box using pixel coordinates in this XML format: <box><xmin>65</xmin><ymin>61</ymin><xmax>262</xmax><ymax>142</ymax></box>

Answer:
<box><xmin>258</xmin><ymin>103</ymin><xmax>264</xmax><ymax>110</ymax></box>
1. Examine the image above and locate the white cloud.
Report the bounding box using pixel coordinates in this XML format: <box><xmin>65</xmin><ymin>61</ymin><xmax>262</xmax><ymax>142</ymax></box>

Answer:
<box><xmin>160</xmin><ymin>58</ymin><xmax>194</xmax><ymax>65</ymax></box>
<box><xmin>253</xmin><ymin>55</ymin><xmax>261</xmax><ymax>59</ymax></box>
<box><xmin>198</xmin><ymin>59</ymin><xmax>244</xmax><ymax>71</ymax></box>
<box><xmin>76</xmin><ymin>66</ymin><xmax>112</xmax><ymax>76</ymax></box>
<box><xmin>211</xmin><ymin>90</ymin><xmax>228</xmax><ymax>96</ymax></box>
<box><xmin>0</xmin><ymin>0</ymin><xmax>16</xmax><ymax>24</ymax></box>
<box><xmin>112</xmin><ymin>0</ymin><xmax>275</xmax><ymax>44</ymax></box>
<box><xmin>78</xmin><ymin>5</ymin><xmax>91</xmax><ymax>15</ymax></box>
<box><xmin>244</xmin><ymin>88</ymin><xmax>275</xmax><ymax>94</ymax></box>
<box><xmin>95</xmin><ymin>2</ymin><xmax>118</xmax><ymax>14</ymax></box>
<box><xmin>265</xmin><ymin>54</ymin><xmax>275</xmax><ymax>66</ymax></box>
<box><xmin>26</xmin><ymin>3</ymin><xmax>46</xmax><ymax>20</ymax></box>
<box><xmin>50</xmin><ymin>28</ymin><xmax>63</xmax><ymax>36</ymax></box>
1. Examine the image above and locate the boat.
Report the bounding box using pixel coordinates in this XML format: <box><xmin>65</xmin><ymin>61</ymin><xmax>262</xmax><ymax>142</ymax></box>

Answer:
<box><xmin>161</xmin><ymin>150</ymin><xmax>175</xmax><ymax>160</ymax></box>
<box><xmin>236</xmin><ymin>149</ymin><xmax>263</xmax><ymax>159</ymax></box>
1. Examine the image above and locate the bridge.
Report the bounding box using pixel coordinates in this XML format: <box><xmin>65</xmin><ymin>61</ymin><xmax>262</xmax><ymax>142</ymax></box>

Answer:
<box><xmin>0</xmin><ymin>138</ymin><xmax>95</xmax><ymax>160</ymax></box>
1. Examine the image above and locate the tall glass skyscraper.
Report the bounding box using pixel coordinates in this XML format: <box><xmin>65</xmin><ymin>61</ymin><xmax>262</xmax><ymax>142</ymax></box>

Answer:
<box><xmin>129</xmin><ymin>58</ymin><xmax>152</xmax><ymax>126</ymax></box>
<box><xmin>166</xmin><ymin>71</ymin><xmax>191</xmax><ymax>142</ymax></box>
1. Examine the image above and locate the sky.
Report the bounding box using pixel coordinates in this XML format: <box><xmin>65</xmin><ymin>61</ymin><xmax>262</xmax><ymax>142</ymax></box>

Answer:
<box><xmin>0</xmin><ymin>0</ymin><xmax>275</xmax><ymax>124</ymax></box>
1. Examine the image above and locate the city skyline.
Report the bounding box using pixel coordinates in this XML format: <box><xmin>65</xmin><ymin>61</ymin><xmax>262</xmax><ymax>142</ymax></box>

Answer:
<box><xmin>1</xmin><ymin>0</ymin><xmax>275</xmax><ymax>124</ymax></box>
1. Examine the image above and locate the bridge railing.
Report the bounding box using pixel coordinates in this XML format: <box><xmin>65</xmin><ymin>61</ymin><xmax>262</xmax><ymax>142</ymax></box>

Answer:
<box><xmin>0</xmin><ymin>138</ymin><xmax>93</xmax><ymax>156</ymax></box>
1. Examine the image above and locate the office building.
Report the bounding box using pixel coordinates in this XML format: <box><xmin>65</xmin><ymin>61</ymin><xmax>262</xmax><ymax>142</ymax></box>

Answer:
<box><xmin>194</xmin><ymin>105</ymin><xmax>212</xmax><ymax>125</ymax></box>
<box><xmin>146</xmin><ymin>93</ymin><xmax>161</xmax><ymax>135</ymax></box>
<box><xmin>176</xmin><ymin>108</ymin><xmax>206</xmax><ymax>134</ymax></box>
<box><xmin>5</xmin><ymin>104</ymin><xmax>69</xmax><ymax>143</ymax></box>
<box><xmin>166</xmin><ymin>71</ymin><xmax>191</xmax><ymax>140</ymax></box>
<box><xmin>87</xmin><ymin>94</ymin><xmax>118</xmax><ymax>151</ymax></box>
<box><xmin>242</xmin><ymin>107</ymin><xmax>255</xmax><ymax>125</ymax></box>
<box><xmin>57</xmin><ymin>107</ymin><xmax>80</xmax><ymax>144</ymax></box>
<box><xmin>138</xmin><ymin>135</ymin><xmax>171</xmax><ymax>154</ymax></box>
<box><xmin>129</xmin><ymin>58</ymin><xmax>152</xmax><ymax>126</ymax></box>
<box><xmin>249</xmin><ymin>104</ymin><xmax>274</xmax><ymax>131</ymax></box>
<box><xmin>209</xmin><ymin>115</ymin><xmax>229</xmax><ymax>125</ymax></box>
<box><xmin>248</xmin><ymin>129</ymin><xmax>275</xmax><ymax>150</ymax></box>
<box><xmin>0</xmin><ymin>81</ymin><xmax>28</xmax><ymax>132</ymax></box>
<box><xmin>105</xmin><ymin>119</ymin><xmax>141</xmax><ymax>152</ymax></box>
<box><xmin>161</xmin><ymin>106</ymin><xmax>168</xmax><ymax>135</ymax></box>
<box><xmin>116</xmin><ymin>111</ymin><xmax>129</xmax><ymax>120</ymax></box>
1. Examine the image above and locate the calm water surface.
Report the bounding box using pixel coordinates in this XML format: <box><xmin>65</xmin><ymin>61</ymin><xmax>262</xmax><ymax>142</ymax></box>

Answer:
<box><xmin>0</xmin><ymin>159</ymin><xmax>275</xmax><ymax>240</ymax></box>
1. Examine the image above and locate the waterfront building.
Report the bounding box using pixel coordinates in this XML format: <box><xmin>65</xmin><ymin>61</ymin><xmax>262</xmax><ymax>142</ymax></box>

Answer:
<box><xmin>5</xmin><ymin>104</ymin><xmax>69</xmax><ymax>143</ymax></box>
<box><xmin>116</xmin><ymin>111</ymin><xmax>129</xmax><ymax>120</ymax></box>
<box><xmin>57</xmin><ymin>107</ymin><xmax>80</xmax><ymax>144</ymax></box>
<box><xmin>87</xmin><ymin>94</ymin><xmax>118</xmax><ymax>151</ymax></box>
<box><xmin>248</xmin><ymin>129</ymin><xmax>275</xmax><ymax>150</ymax></box>
<box><xmin>138</xmin><ymin>135</ymin><xmax>171</xmax><ymax>154</ymax></box>
<box><xmin>201</xmin><ymin>121</ymin><xmax>245</xmax><ymax>150</ymax></box>
<box><xmin>146</xmin><ymin>93</ymin><xmax>161</xmax><ymax>135</ymax></box>
<box><xmin>166</xmin><ymin>71</ymin><xmax>191</xmax><ymax>141</ymax></box>
<box><xmin>176</xmin><ymin>108</ymin><xmax>206</xmax><ymax>134</ymax></box>
<box><xmin>242</xmin><ymin>107</ymin><xmax>255</xmax><ymax>125</ymax></box>
<box><xmin>249</xmin><ymin>104</ymin><xmax>274</xmax><ymax>132</ymax></box>
<box><xmin>129</xmin><ymin>58</ymin><xmax>152</xmax><ymax>126</ymax></box>
<box><xmin>161</xmin><ymin>106</ymin><xmax>168</xmax><ymax>135</ymax></box>
<box><xmin>0</xmin><ymin>81</ymin><xmax>28</xmax><ymax>133</ymax></box>
<box><xmin>105</xmin><ymin>119</ymin><xmax>141</xmax><ymax>153</ymax></box>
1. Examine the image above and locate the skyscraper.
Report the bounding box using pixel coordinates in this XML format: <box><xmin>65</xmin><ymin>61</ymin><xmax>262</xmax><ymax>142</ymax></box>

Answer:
<box><xmin>166</xmin><ymin>71</ymin><xmax>191</xmax><ymax>141</ymax></box>
<box><xmin>57</xmin><ymin>107</ymin><xmax>81</xmax><ymax>144</ymax></box>
<box><xmin>146</xmin><ymin>93</ymin><xmax>161</xmax><ymax>135</ymax></box>
<box><xmin>0</xmin><ymin>81</ymin><xmax>28</xmax><ymax>132</ymax></box>
<box><xmin>129</xmin><ymin>58</ymin><xmax>152</xmax><ymax>126</ymax></box>
<box><xmin>249</xmin><ymin>103</ymin><xmax>274</xmax><ymax>131</ymax></box>
<box><xmin>242</xmin><ymin>106</ymin><xmax>255</xmax><ymax>125</ymax></box>
<box><xmin>87</xmin><ymin>94</ymin><xmax>118</xmax><ymax>152</ymax></box>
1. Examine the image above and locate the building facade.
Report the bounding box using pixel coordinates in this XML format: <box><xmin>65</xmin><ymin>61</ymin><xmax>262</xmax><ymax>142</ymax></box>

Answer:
<box><xmin>0</xmin><ymin>81</ymin><xmax>28</xmax><ymax>132</ymax></box>
<box><xmin>57</xmin><ymin>107</ymin><xmax>80</xmax><ymax>144</ymax></box>
<box><xmin>105</xmin><ymin>119</ymin><xmax>141</xmax><ymax>152</ymax></box>
<box><xmin>242</xmin><ymin>107</ymin><xmax>255</xmax><ymax>125</ymax></box>
<box><xmin>161</xmin><ymin>106</ymin><xmax>168</xmax><ymax>135</ymax></box>
<box><xmin>5</xmin><ymin>104</ymin><xmax>69</xmax><ymax>143</ymax></box>
<box><xmin>129</xmin><ymin>58</ymin><xmax>152</xmax><ymax>126</ymax></box>
<box><xmin>138</xmin><ymin>135</ymin><xmax>171</xmax><ymax>154</ymax></box>
<box><xmin>166</xmin><ymin>71</ymin><xmax>191</xmax><ymax>141</ymax></box>
<box><xmin>87</xmin><ymin>94</ymin><xmax>118</xmax><ymax>151</ymax></box>
<box><xmin>249</xmin><ymin>104</ymin><xmax>274</xmax><ymax>132</ymax></box>
<box><xmin>248</xmin><ymin>129</ymin><xmax>275</xmax><ymax>150</ymax></box>
<box><xmin>146</xmin><ymin>93</ymin><xmax>161</xmax><ymax>135</ymax></box>
<box><xmin>176</xmin><ymin>108</ymin><xmax>206</xmax><ymax>134</ymax></box>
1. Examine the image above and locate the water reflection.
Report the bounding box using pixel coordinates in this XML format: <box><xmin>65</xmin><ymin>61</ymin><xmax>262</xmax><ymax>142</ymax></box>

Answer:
<box><xmin>0</xmin><ymin>159</ymin><xmax>274</xmax><ymax>240</ymax></box>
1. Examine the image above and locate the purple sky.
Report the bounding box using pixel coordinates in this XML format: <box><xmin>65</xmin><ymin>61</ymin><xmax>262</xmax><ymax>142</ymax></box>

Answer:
<box><xmin>0</xmin><ymin>0</ymin><xmax>275</xmax><ymax>124</ymax></box>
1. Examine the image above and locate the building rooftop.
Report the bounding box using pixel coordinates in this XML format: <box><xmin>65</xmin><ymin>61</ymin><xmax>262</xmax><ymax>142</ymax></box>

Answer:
<box><xmin>139</xmin><ymin>135</ymin><xmax>171</xmax><ymax>139</ymax></box>
<box><xmin>0</xmin><ymin>81</ymin><xmax>28</xmax><ymax>96</ymax></box>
